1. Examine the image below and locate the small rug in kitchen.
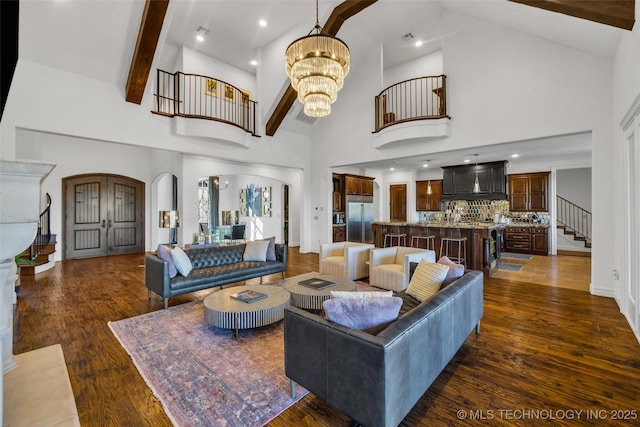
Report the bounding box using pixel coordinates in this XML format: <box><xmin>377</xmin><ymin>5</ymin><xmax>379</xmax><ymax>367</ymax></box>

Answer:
<box><xmin>497</xmin><ymin>262</ymin><xmax>524</xmax><ymax>271</ymax></box>
<box><xmin>500</xmin><ymin>252</ymin><xmax>533</xmax><ymax>260</ymax></box>
<box><xmin>108</xmin><ymin>300</ymin><xmax>307</xmax><ymax>427</ymax></box>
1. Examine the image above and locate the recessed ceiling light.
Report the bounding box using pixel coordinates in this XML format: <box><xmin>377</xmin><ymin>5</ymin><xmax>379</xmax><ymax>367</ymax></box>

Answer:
<box><xmin>259</xmin><ymin>19</ymin><xmax>267</xmax><ymax>27</ymax></box>
<box><xmin>195</xmin><ymin>26</ymin><xmax>209</xmax><ymax>42</ymax></box>
<box><xmin>390</xmin><ymin>167</ymin><xmax>395</xmax><ymax>171</ymax></box>
<box><xmin>511</xmin><ymin>154</ymin><xmax>519</xmax><ymax>158</ymax></box>
<box><xmin>415</xmin><ymin>41</ymin><xmax>423</xmax><ymax>47</ymax></box>
<box><xmin>422</xmin><ymin>163</ymin><xmax>429</xmax><ymax>168</ymax></box>
<box><xmin>250</xmin><ymin>60</ymin><xmax>258</xmax><ymax>66</ymax></box>
<box><xmin>463</xmin><ymin>159</ymin><xmax>471</xmax><ymax>163</ymax></box>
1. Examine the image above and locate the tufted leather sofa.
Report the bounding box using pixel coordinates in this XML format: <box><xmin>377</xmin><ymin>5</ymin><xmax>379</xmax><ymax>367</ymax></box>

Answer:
<box><xmin>284</xmin><ymin>269</ymin><xmax>483</xmax><ymax>427</ymax></box>
<box><xmin>145</xmin><ymin>243</ymin><xmax>287</xmax><ymax>308</ymax></box>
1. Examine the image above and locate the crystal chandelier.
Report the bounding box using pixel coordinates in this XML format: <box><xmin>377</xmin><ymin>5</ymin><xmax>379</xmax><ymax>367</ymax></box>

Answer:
<box><xmin>285</xmin><ymin>0</ymin><xmax>350</xmax><ymax>117</ymax></box>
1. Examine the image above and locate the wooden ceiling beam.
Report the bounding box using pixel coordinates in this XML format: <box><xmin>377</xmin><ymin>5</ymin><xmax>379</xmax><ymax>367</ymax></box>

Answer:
<box><xmin>125</xmin><ymin>0</ymin><xmax>170</xmax><ymax>104</ymax></box>
<box><xmin>265</xmin><ymin>0</ymin><xmax>378</xmax><ymax>137</ymax></box>
<box><xmin>509</xmin><ymin>0</ymin><xmax>635</xmax><ymax>31</ymax></box>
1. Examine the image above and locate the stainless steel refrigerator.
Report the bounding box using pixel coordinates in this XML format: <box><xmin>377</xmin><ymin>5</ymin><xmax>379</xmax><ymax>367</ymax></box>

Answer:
<box><xmin>346</xmin><ymin>196</ymin><xmax>374</xmax><ymax>243</ymax></box>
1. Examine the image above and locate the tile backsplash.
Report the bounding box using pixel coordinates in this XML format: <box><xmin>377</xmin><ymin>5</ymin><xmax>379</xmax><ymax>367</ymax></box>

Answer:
<box><xmin>418</xmin><ymin>200</ymin><xmax>550</xmax><ymax>224</ymax></box>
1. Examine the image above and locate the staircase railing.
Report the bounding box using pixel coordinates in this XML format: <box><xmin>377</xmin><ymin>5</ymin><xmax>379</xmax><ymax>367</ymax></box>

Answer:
<box><xmin>557</xmin><ymin>195</ymin><xmax>591</xmax><ymax>244</ymax></box>
<box><xmin>373</xmin><ymin>74</ymin><xmax>448</xmax><ymax>132</ymax></box>
<box><xmin>29</xmin><ymin>193</ymin><xmax>52</xmax><ymax>261</ymax></box>
<box><xmin>152</xmin><ymin>69</ymin><xmax>259</xmax><ymax>137</ymax></box>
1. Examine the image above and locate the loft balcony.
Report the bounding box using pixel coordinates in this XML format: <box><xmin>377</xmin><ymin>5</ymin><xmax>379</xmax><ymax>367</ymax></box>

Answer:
<box><xmin>152</xmin><ymin>70</ymin><xmax>260</xmax><ymax>144</ymax></box>
<box><xmin>372</xmin><ymin>74</ymin><xmax>450</xmax><ymax>148</ymax></box>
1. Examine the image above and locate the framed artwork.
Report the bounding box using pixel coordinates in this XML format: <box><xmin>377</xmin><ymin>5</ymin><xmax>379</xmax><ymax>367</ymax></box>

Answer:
<box><xmin>205</xmin><ymin>78</ymin><xmax>218</xmax><ymax>97</ymax></box>
<box><xmin>246</xmin><ymin>185</ymin><xmax>261</xmax><ymax>217</ymax></box>
<box><xmin>238</xmin><ymin>189</ymin><xmax>247</xmax><ymax>215</ymax></box>
<box><xmin>240</xmin><ymin>88</ymin><xmax>251</xmax><ymax>107</ymax></box>
<box><xmin>224</xmin><ymin>84</ymin><xmax>235</xmax><ymax>102</ymax></box>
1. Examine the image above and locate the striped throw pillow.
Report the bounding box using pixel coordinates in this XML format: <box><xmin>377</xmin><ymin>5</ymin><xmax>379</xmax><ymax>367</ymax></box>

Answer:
<box><xmin>243</xmin><ymin>240</ymin><xmax>270</xmax><ymax>262</ymax></box>
<box><xmin>170</xmin><ymin>246</ymin><xmax>193</xmax><ymax>276</ymax></box>
<box><xmin>406</xmin><ymin>259</ymin><xmax>449</xmax><ymax>302</ymax></box>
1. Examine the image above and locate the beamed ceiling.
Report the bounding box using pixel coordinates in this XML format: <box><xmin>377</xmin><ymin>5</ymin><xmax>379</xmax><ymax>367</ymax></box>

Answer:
<box><xmin>125</xmin><ymin>0</ymin><xmax>635</xmax><ymax>138</ymax></box>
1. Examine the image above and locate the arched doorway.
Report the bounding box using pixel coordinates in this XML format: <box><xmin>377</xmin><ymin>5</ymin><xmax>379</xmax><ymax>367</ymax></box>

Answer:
<box><xmin>62</xmin><ymin>174</ymin><xmax>144</xmax><ymax>259</ymax></box>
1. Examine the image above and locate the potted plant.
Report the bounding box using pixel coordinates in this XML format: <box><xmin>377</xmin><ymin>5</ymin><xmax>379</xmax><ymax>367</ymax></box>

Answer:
<box><xmin>14</xmin><ymin>254</ymin><xmax>34</xmax><ymax>292</ymax></box>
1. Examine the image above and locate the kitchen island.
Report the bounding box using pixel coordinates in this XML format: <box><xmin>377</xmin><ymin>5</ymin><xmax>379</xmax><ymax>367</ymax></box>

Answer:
<box><xmin>372</xmin><ymin>221</ymin><xmax>505</xmax><ymax>277</ymax></box>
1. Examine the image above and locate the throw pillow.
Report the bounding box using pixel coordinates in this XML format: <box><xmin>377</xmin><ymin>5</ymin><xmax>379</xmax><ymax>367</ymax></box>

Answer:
<box><xmin>437</xmin><ymin>256</ymin><xmax>465</xmax><ymax>287</ymax></box>
<box><xmin>156</xmin><ymin>245</ymin><xmax>178</xmax><ymax>278</ymax></box>
<box><xmin>406</xmin><ymin>259</ymin><xmax>449</xmax><ymax>302</ymax></box>
<box><xmin>261</xmin><ymin>236</ymin><xmax>276</xmax><ymax>261</ymax></box>
<box><xmin>170</xmin><ymin>246</ymin><xmax>193</xmax><ymax>276</ymax></box>
<box><xmin>243</xmin><ymin>240</ymin><xmax>270</xmax><ymax>262</ymax></box>
<box><xmin>323</xmin><ymin>297</ymin><xmax>403</xmax><ymax>335</ymax></box>
<box><xmin>330</xmin><ymin>290</ymin><xmax>393</xmax><ymax>299</ymax></box>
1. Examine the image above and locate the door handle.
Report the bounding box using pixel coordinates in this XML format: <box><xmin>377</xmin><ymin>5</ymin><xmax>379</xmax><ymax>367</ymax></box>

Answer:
<box><xmin>108</xmin><ymin>219</ymin><xmax>112</xmax><ymax>228</ymax></box>
<box><xmin>101</xmin><ymin>220</ymin><xmax>106</xmax><ymax>228</ymax></box>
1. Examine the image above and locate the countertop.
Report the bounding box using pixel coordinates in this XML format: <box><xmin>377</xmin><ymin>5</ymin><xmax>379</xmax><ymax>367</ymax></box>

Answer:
<box><xmin>372</xmin><ymin>221</ymin><xmax>550</xmax><ymax>229</ymax></box>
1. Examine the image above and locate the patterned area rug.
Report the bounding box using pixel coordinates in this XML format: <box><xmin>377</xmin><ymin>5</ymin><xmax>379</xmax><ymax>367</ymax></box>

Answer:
<box><xmin>109</xmin><ymin>299</ymin><xmax>307</xmax><ymax>427</ymax></box>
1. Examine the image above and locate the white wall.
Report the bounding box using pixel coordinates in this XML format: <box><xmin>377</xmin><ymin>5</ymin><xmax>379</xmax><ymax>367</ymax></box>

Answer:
<box><xmin>612</xmin><ymin>1</ymin><xmax>640</xmax><ymax>341</ymax></box>
<box><xmin>556</xmin><ymin>168</ymin><xmax>592</xmax><ymax>211</ymax></box>
<box><xmin>383</xmin><ymin>50</ymin><xmax>444</xmax><ymax>89</ymax></box>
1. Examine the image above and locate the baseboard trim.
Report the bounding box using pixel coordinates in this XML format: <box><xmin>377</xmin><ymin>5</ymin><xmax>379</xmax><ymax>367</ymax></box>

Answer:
<box><xmin>557</xmin><ymin>249</ymin><xmax>591</xmax><ymax>257</ymax></box>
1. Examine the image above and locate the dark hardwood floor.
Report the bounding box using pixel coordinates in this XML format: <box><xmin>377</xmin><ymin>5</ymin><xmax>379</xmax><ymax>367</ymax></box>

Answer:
<box><xmin>13</xmin><ymin>249</ymin><xmax>640</xmax><ymax>426</ymax></box>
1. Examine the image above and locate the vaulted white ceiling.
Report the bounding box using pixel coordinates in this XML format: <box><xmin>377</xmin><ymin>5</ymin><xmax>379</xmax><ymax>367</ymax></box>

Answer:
<box><xmin>19</xmin><ymin>1</ymin><xmax>624</xmax><ymax>85</ymax></box>
<box><xmin>17</xmin><ymin>0</ymin><xmax>625</xmax><ymax>170</ymax></box>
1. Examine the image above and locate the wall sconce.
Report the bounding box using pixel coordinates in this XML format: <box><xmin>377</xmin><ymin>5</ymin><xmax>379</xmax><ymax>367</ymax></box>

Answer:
<box><xmin>213</xmin><ymin>177</ymin><xmax>229</xmax><ymax>190</ymax></box>
<box><xmin>159</xmin><ymin>210</ymin><xmax>180</xmax><ymax>246</ymax></box>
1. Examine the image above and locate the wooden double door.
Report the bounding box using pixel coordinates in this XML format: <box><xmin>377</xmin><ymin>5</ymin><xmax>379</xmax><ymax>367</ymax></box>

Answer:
<box><xmin>64</xmin><ymin>174</ymin><xmax>144</xmax><ymax>259</ymax></box>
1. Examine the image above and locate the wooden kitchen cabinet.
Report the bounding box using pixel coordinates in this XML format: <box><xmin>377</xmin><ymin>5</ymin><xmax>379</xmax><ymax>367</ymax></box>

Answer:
<box><xmin>531</xmin><ymin>227</ymin><xmax>548</xmax><ymax>255</ymax></box>
<box><xmin>504</xmin><ymin>226</ymin><xmax>531</xmax><ymax>252</ymax></box>
<box><xmin>332</xmin><ymin>173</ymin><xmax>344</xmax><ymax>212</ymax></box>
<box><xmin>333</xmin><ymin>226</ymin><xmax>346</xmax><ymax>242</ymax></box>
<box><xmin>508</xmin><ymin>172</ymin><xmax>549</xmax><ymax>212</ymax></box>
<box><xmin>345</xmin><ymin>174</ymin><xmax>374</xmax><ymax>196</ymax></box>
<box><xmin>504</xmin><ymin>226</ymin><xmax>548</xmax><ymax>255</ymax></box>
<box><xmin>441</xmin><ymin>161</ymin><xmax>507</xmax><ymax>201</ymax></box>
<box><xmin>416</xmin><ymin>180</ymin><xmax>442</xmax><ymax>211</ymax></box>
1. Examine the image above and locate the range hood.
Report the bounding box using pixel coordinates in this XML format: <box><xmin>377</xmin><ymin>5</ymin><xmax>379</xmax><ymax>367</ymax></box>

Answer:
<box><xmin>440</xmin><ymin>160</ymin><xmax>508</xmax><ymax>201</ymax></box>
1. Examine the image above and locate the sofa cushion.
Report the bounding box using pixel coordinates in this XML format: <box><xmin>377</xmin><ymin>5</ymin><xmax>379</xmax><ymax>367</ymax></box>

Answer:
<box><xmin>262</xmin><ymin>236</ymin><xmax>276</xmax><ymax>260</ymax></box>
<box><xmin>243</xmin><ymin>240</ymin><xmax>269</xmax><ymax>261</ymax></box>
<box><xmin>323</xmin><ymin>297</ymin><xmax>403</xmax><ymax>334</ymax></box>
<box><xmin>157</xmin><ymin>245</ymin><xmax>177</xmax><ymax>278</ymax></box>
<box><xmin>406</xmin><ymin>259</ymin><xmax>448</xmax><ymax>302</ymax></box>
<box><xmin>330</xmin><ymin>290</ymin><xmax>393</xmax><ymax>299</ymax></box>
<box><xmin>171</xmin><ymin>246</ymin><xmax>193</xmax><ymax>276</ymax></box>
<box><xmin>438</xmin><ymin>256</ymin><xmax>465</xmax><ymax>287</ymax></box>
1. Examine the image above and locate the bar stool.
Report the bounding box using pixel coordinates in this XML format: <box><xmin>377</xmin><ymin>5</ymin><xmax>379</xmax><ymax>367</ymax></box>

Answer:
<box><xmin>383</xmin><ymin>225</ymin><xmax>407</xmax><ymax>247</ymax></box>
<box><xmin>411</xmin><ymin>228</ymin><xmax>436</xmax><ymax>251</ymax></box>
<box><xmin>439</xmin><ymin>228</ymin><xmax>467</xmax><ymax>266</ymax></box>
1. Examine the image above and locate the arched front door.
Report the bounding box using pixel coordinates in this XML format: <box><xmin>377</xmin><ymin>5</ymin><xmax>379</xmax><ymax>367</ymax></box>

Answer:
<box><xmin>63</xmin><ymin>174</ymin><xmax>144</xmax><ymax>259</ymax></box>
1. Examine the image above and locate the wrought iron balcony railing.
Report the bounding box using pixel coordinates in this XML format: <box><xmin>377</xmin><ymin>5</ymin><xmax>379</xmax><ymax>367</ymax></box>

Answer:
<box><xmin>374</xmin><ymin>74</ymin><xmax>448</xmax><ymax>132</ymax></box>
<box><xmin>152</xmin><ymin>70</ymin><xmax>259</xmax><ymax>137</ymax></box>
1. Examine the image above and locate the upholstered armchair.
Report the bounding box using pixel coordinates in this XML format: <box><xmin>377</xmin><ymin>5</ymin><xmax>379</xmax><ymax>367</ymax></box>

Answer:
<box><xmin>319</xmin><ymin>241</ymin><xmax>375</xmax><ymax>281</ymax></box>
<box><xmin>369</xmin><ymin>246</ymin><xmax>436</xmax><ymax>291</ymax></box>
